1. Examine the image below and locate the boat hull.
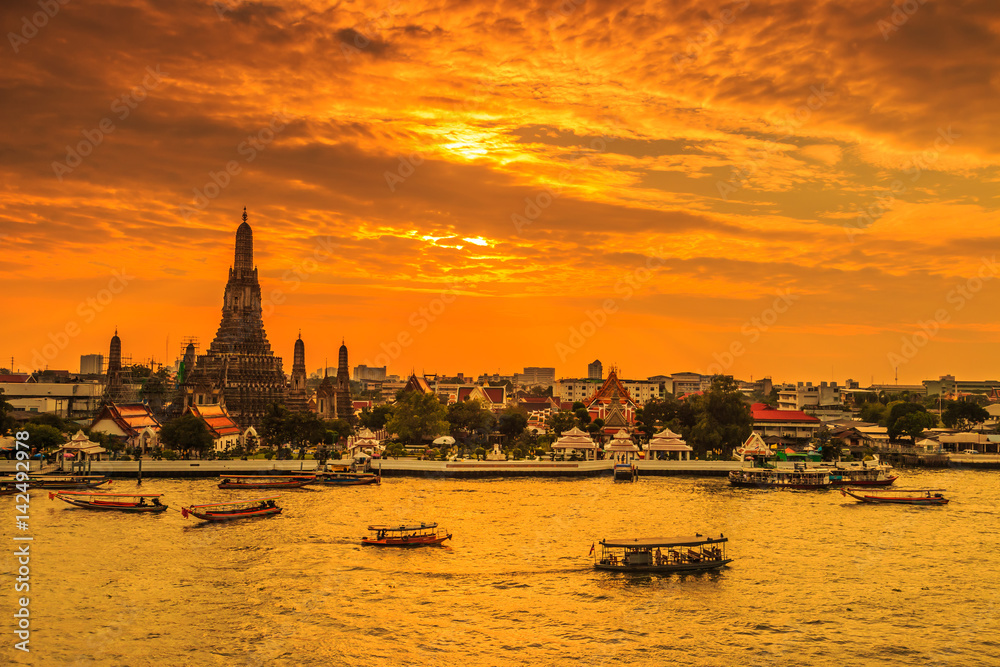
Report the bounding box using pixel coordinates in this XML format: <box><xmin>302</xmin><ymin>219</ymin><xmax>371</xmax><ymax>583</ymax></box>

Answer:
<box><xmin>595</xmin><ymin>558</ymin><xmax>732</xmax><ymax>573</ymax></box>
<box><xmin>218</xmin><ymin>480</ymin><xmax>311</xmax><ymax>489</ymax></box>
<box><xmin>361</xmin><ymin>534</ymin><xmax>451</xmax><ymax>547</ymax></box>
<box><xmin>729</xmin><ymin>479</ymin><xmax>829</xmax><ymax>490</ymax></box>
<box><xmin>185</xmin><ymin>507</ymin><xmax>282</xmax><ymax>521</ymax></box>
<box><xmin>29</xmin><ymin>478</ymin><xmax>112</xmax><ymax>489</ymax></box>
<box><xmin>314</xmin><ymin>475</ymin><xmax>380</xmax><ymax>486</ymax></box>
<box><xmin>58</xmin><ymin>498</ymin><xmax>167</xmax><ymax>512</ymax></box>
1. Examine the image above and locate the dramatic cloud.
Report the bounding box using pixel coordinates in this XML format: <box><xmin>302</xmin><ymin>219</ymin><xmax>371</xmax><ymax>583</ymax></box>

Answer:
<box><xmin>2</xmin><ymin>0</ymin><xmax>998</xmax><ymax>382</ymax></box>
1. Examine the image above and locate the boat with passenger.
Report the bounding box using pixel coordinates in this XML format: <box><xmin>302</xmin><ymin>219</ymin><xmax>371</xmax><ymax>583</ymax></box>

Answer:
<box><xmin>182</xmin><ymin>497</ymin><xmax>282</xmax><ymax>521</ymax></box>
<box><xmin>28</xmin><ymin>475</ymin><xmax>112</xmax><ymax>489</ymax></box>
<box><xmin>728</xmin><ymin>466</ymin><xmax>831</xmax><ymax>489</ymax></box>
<box><xmin>828</xmin><ymin>467</ymin><xmax>898</xmax><ymax>487</ymax></box>
<box><xmin>218</xmin><ymin>476</ymin><xmax>314</xmax><ymax>489</ymax></box>
<box><xmin>594</xmin><ymin>534</ymin><xmax>731</xmax><ymax>573</ymax></box>
<box><xmin>841</xmin><ymin>488</ymin><xmax>949</xmax><ymax>506</ymax></box>
<box><xmin>361</xmin><ymin>522</ymin><xmax>451</xmax><ymax>547</ymax></box>
<box><xmin>49</xmin><ymin>491</ymin><xmax>167</xmax><ymax>512</ymax></box>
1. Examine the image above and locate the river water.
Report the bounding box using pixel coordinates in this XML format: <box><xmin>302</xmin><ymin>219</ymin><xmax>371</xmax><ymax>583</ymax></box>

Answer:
<box><xmin>3</xmin><ymin>469</ymin><xmax>999</xmax><ymax>666</ymax></box>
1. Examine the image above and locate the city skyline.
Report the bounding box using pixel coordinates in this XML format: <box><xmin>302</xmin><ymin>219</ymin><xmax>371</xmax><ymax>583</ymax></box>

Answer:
<box><xmin>3</xmin><ymin>1</ymin><xmax>999</xmax><ymax>384</ymax></box>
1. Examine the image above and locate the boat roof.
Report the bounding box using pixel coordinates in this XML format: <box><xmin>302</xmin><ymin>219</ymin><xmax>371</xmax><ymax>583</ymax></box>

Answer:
<box><xmin>368</xmin><ymin>522</ymin><xmax>438</xmax><ymax>531</ymax></box>
<box><xmin>600</xmin><ymin>535</ymin><xmax>727</xmax><ymax>548</ymax></box>
<box><xmin>187</xmin><ymin>497</ymin><xmax>280</xmax><ymax>508</ymax></box>
<box><xmin>30</xmin><ymin>475</ymin><xmax>108</xmax><ymax>479</ymax></box>
<box><xmin>848</xmin><ymin>488</ymin><xmax>946</xmax><ymax>492</ymax></box>
<box><xmin>56</xmin><ymin>492</ymin><xmax>163</xmax><ymax>498</ymax></box>
<box><xmin>218</xmin><ymin>475</ymin><xmax>315</xmax><ymax>480</ymax></box>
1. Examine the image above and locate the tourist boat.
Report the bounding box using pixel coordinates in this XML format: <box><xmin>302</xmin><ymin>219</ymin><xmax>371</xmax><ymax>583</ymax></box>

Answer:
<box><xmin>49</xmin><ymin>491</ymin><xmax>168</xmax><ymax>512</ymax></box>
<box><xmin>362</xmin><ymin>522</ymin><xmax>451</xmax><ymax>547</ymax></box>
<box><xmin>613</xmin><ymin>462</ymin><xmax>637</xmax><ymax>482</ymax></box>
<box><xmin>728</xmin><ymin>467</ymin><xmax>831</xmax><ymax>489</ymax></box>
<box><xmin>593</xmin><ymin>534</ymin><xmax>732</xmax><ymax>573</ymax></box>
<box><xmin>217</xmin><ymin>475</ymin><xmax>315</xmax><ymax>489</ymax></box>
<box><xmin>181</xmin><ymin>497</ymin><xmax>282</xmax><ymax>521</ymax></box>
<box><xmin>28</xmin><ymin>475</ymin><xmax>112</xmax><ymax>489</ymax></box>
<box><xmin>841</xmin><ymin>488</ymin><xmax>950</xmax><ymax>506</ymax></box>
<box><xmin>313</xmin><ymin>471</ymin><xmax>380</xmax><ymax>486</ymax></box>
<box><xmin>828</xmin><ymin>467</ymin><xmax>898</xmax><ymax>487</ymax></box>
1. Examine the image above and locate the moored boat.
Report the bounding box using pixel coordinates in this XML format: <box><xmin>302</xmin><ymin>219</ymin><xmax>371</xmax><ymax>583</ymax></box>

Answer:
<box><xmin>828</xmin><ymin>467</ymin><xmax>898</xmax><ymax>487</ymax></box>
<box><xmin>182</xmin><ymin>497</ymin><xmax>282</xmax><ymax>521</ymax></box>
<box><xmin>0</xmin><ymin>479</ymin><xmax>18</xmax><ymax>496</ymax></box>
<box><xmin>841</xmin><ymin>488</ymin><xmax>949</xmax><ymax>506</ymax></box>
<box><xmin>218</xmin><ymin>476</ymin><xmax>315</xmax><ymax>489</ymax></box>
<box><xmin>594</xmin><ymin>534</ymin><xmax>732</xmax><ymax>573</ymax></box>
<box><xmin>28</xmin><ymin>475</ymin><xmax>112</xmax><ymax>489</ymax></box>
<box><xmin>729</xmin><ymin>467</ymin><xmax>831</xmax><ymax>490</ymax></box>
<box><xmin>49</xmin><ymin>491</ymin><xmax>167</xmax><ymax>512</ymax></box>
<box><xmin>362</xmin><ymin>522</ymin><xmax>451</xmax><ymax>547</ymax></box>
<box><xmin>313</xmin><ymin>471</ymin><xmax>380</xmax><ymax>486</ymax></box>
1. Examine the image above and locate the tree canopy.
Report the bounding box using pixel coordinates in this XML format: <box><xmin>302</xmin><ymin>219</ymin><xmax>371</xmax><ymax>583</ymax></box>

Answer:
<box><xmin>447</xmin><ymin>399</ymin><xmax>496</xmax><ymax>444</ymax></box>
<box><xmin>685</xmin><ymin>376</ymin><xmax>752</xmax><ymax>459</ymax></box>
<box><xmin>385</xmin><ymin>391</ymin><xmax>449</xmax><ymax>445</ymax></box>
<box><xmin>941</xmin><ymin>400</ymin><xmax>989</xmax><ymax>431</ymax></box>
<box><xmin>886</xmin><ymin>402</ymin><xmax>935</xmax><ymax>441</ymax></box>
<box><xmin>497</xmin><ymin>407</ymin><xmax>528</xmax><ymax>443</ymax></box>
<box><xmin>359</xmin><ymin>404</ymin><xmax>393</xmax><ymax>431</ymax></box>
<box><xmin>160</xmin><ymin>414</ymin><xmax>213</xmax><ymax>457</ymax></box>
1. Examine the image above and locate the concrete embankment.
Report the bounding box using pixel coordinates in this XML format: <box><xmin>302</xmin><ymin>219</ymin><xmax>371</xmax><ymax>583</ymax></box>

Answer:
<box><xmin>2</xmin><ymin>459</ymin><xmax>741</xmax><ymax>479</ymax></box>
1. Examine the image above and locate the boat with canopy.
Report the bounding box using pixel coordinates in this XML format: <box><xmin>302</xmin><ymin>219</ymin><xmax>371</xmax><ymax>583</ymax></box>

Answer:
<box><xmin>594</xmin><ymin>534</ymin><xmax>732</xmax><ymax>573</ymax></box>
<box><xmin>729</xmin><ymin>467</ymin><xmax>831</xmax><ymax>489</ymax></box>
<box><xmin>182</xmin><ymin>497</ymin><xmax>282</xmax><ymax>521</ymax></box>
<box><xmin>313</xmin><ymin>471</ymin><xmax>380</xmax><ymax>486</ymax></box>
<box><xmin>218</xmin><ymin>476</ymin><xmax>314</xmax><ymax>489</ymax></box>
<box><xmin>841</xmin><ymin>488</ymin><xmax>949</xmax><ymax>506</ymax></box>
<box><xmin>362</xmin><ymin>522</ymin><xmax>451</xmax><ymax>547</ymax></box>
<box><xmin>49</xmin><ymin>491</ymin><xmax>167</xmax><ymax>512</ymax></box>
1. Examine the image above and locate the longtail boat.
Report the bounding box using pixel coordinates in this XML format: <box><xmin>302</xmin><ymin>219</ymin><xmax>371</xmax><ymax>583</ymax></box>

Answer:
<box><xmin>49</xmin><ymin>491</ymin><xmax>167</xmax><ymax>512</ymax></box>
<box><xmin>314</xmin><ymin>471</ymin><xmax>380</xmax><ymax>486</ymax></box>
<box><xmin>594</xmin><ymin>534</ymin><xmax>732</xmax><ymax>573</ymax></box>
<box><xmin>841</xmin><ymin>488</ymin><xmax>950</xmax><ymax>506</ymax></box>
<box><xmin>182</xmin><ymin>497</ymin><xmax>282</xmax><ymax>521</ymax></box>
<box><xmin>28</xmin><ymin>475</ymin><xmax>112</xmax><ymax>489</ymax></box>
<box><xmin>217</xmin><ymin>476</ymin><xmax>314</xmax><ymax>489</ymax></box>
<box><xmin>362</xmin><ymin>522</ymin><xmax>451</xmax><ymax>547</ymax></box>
<box><xmin>0</xmin><ymin>480</ymin><xmax>18</xmax><ymax>496</ymax></box>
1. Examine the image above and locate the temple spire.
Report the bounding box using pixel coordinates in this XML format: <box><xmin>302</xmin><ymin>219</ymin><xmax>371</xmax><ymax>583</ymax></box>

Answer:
<box><xmin>234</xmin><ymin>209</ymin><xmax>254</xmax><ymax>277</ymax></box>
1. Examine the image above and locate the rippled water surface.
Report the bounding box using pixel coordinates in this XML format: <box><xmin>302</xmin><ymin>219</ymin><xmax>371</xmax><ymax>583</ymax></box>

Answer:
<box><xmin>4</xmin><ymin>469</ymin><xmax>999</xmax><ymax>666</ymax></box>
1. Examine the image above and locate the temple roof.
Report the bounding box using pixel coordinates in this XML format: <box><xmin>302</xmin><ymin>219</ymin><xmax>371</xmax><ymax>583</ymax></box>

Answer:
<box><xmin>585</xmin><ymin>368</ymin><xmax>636</xmax><ymax>409</ymax></box>
<box><xmin>187</xmin><ymin>403</ymin><xmax>241</xmax><ymax>438</ymax></box>
<box><xmin>91</xmin><ymin>402</ymin><xmax>161</xmax><ymax>436</ymax></box>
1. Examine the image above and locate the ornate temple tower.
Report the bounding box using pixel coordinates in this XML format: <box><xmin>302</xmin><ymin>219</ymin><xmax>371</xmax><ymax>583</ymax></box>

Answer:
<box><xmin>181</xmin><ymin>209</ymin><xmax>286</xmax><ymax>428</ymax></box>
<box><xmin>102</xmin><ymin>329</ymin><xmax>126</xmax><ymax>404</ymax></box>
<box><xmin>335</xmin><ymin>340</ymin><xmax>353</xmax><ymax>421</ymax></box>
<box><xmin>315</xmin><ymin>365</ymin><xmax>336</xmax><ymax>419</ymax></box>
<box><xmin>286</xmin><ymin>334</ymin><xmax>309</xmax><ymax>413</ymax></box>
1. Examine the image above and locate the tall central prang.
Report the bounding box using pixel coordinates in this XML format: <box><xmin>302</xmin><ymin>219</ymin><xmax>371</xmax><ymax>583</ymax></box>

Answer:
<box><xmin>181</xmin><ymin>208</ymin><xmax>287</xmax><ymax>428</ymax></box>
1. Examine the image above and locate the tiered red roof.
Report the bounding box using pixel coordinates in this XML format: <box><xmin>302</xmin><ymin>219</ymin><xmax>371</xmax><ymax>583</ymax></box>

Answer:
<box><xmin>187</xmin><ymin>403</ymin><xmax>241</xmax><ymax>438</ymax></box>
<box><xmin>91</xmin><ymin>403</ymin><xmax>161</xmax><ymax>436</ymax></box>
<box><xmin>750</xmin><ymin>403</ymin><xmax>820</xmax><ymax>423</ymax></box>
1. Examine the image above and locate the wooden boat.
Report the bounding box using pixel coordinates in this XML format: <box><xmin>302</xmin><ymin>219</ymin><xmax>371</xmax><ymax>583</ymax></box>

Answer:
<box><xmin>841</xmin><ymin>488</ymin><xmax>950</xmax><ymax>506</ymax></box>
<box><xmin>729</xmin><ymin>467</ymin><xmax>831</xmax><ymax>490</ymax></box>
<box><xmin>28</xmin><ymin>475</ymin><xmax>112</xmax><ymax>489</ymax></box>
<box><xmin>613</xmin><ymin>463</ymin><xmax>637</xmax><ymax>482</ymax></box>
<box><xmin>217</xmin><ymin>475</ymin><xmax>315</xmax><ymax>489</ymax></box>
<box><xmin>594</xmin><ymin>534</ymin><xmax>732</xmax><ymax>573</ymax></box>
<box><xmin>182</xmin><ymin>497</ymin><xmax>282</xmax><ymax>521</ymax></box>
<box><xmin>313</xmin><ymin>471</ymin><xmax>380</xmax><ymax>486</ymax></box>
<box><xmin>0</xmin><ymin>480</ymin><xmax>18</xmax><ymax>496</ymax></box>
<box><xmin>49</xmin><ymin>491</ymin><xmax>167</xmax><ymax>512</ymax></box>
<box><xmin>362</xmin><ymin>522</ymin><xmax>451</xmax><ymax>547</ymax></box>
<box><xmin>828</xmin><ymin>468</ymin><xmax>898</xmax><ymax>487</ymax></box>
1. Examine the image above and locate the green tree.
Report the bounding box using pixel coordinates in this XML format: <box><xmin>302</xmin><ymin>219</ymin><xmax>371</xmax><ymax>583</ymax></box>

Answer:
<box><xmin>22</xmin><ymin>423</ymin><xmax>64</xmax><ymax>452</ymax></box>
<box><xmin>0</xmin><ymin>389</ymin><xmax>17</xmax><ymax>435</ymax></box>
<box><xmin>497</xmin><ymin>407</ymin><xmax>528</xmax><ymax>444</ymax></box>
<box><xmin>385</xmin><ymin>391</ymin><xmax>449</xmax><ymax>446</ymax></box>
<box><xmin>686</xmin><ymin>376</ymin><xmax>752</xmax><ymax>459</ymax></box>
<box><xmin>546</xmin><ymin>411</ymin><xmax>576</xmax><ymax>436</ymax></box>
<box><xmin>260</xmin><ymin>403</ymin><xmax>291</xmax><ymax>448</ymax></box>
<box><xmin>941</xmin><ymin>401</ymin><xmax>990</xmax><ymax>431</ymax></box>
<box><xmin>859</xmin><ymin>402</ymin><xmax>886</xmax><ymax>424</ymax></box>
<box><xmin>526</xmin><ymin>385</ymin><xmax>552</xmax><ymax>398</ymax></box>
<box><xmin>359</xmin><ymin>404</ymin><xmax>393</xmax><ymax>431</ymax></box>
<box><xmin>886</xmin><ymin>402</ymin><xmax>934</xmax><ymax>441</ymax></box>
<box><xmin>447</xmin><ymin>399</ymin><xmax>496</xmax><ymax>449</ymax></box>
<box><xmin>160</xmin><ymin>414</ymin><xmax>213</xmax><ymax>458</ymax></box>
<box><xmin>895</xmin><ymin>411</ymin><xmax>937</xmax><ymax>444</ymax></box>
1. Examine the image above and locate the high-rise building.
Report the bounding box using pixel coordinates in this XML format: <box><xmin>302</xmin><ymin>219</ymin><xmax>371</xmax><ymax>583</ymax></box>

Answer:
<box><xmin>80</xmin><ymin>354</ymin><xmax>103</xmax><ymax>375</ymax></box>
<box><xmin>588</xmin><ymin>359</ymin><xmax>603</xmax><ymax>380</ymax></box>
<box><xmin>180</xmin><ymin>209</ymin><xmax>286</xmax><ymax>428</ymax></box>
<box><xmin>518</xmin><ymin>367</ymin><xmax>555</xmax><ymax>387</ymax></box>
<box><xmin>353</xmin><ymin>365</ymin><xmax>387</xmax><ymax>381</ymax></box>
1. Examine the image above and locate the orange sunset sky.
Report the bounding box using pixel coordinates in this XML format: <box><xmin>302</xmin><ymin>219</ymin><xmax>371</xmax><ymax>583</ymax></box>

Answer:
<box><xmin>2</xmin><ymin>0</ymin><xmax>999</xmax><ymax>384</ymax></box>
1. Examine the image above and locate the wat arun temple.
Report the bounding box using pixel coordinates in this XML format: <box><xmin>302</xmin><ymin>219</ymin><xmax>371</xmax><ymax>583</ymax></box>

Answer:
<box><xmin>175</xmin><ymin>209</ymin><xmax>349</xmax><ymax>428</ymax></box>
